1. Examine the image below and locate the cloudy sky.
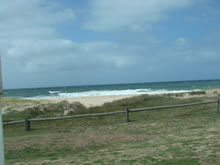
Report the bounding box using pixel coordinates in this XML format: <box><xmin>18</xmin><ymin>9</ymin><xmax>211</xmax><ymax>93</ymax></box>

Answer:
<box><xmin>1</xmin><ymin>0</ymin><xmax>220</xmax><ymax>89</ymax></box>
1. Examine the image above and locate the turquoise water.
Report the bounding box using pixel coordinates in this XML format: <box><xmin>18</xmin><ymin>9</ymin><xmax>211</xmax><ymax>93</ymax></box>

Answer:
<box><xmin>3</xmin><ymin>79</ymin><xmax>220</xmax><ymax>99</ymax></box>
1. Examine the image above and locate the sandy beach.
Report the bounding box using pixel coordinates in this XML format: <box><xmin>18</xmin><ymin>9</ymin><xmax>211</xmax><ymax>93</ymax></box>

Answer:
<box><xmin>45</xmin><ymin>88</ymin><xmax>220</xmax><ymax>108</ymax></box>
<box><xmin>2</xmin><ymin>88</ymin><xmax>220</xmax><ymax>114</ymax></box>
<box><xmin>46</xmin><ymin>94</ymin><xmax>137</xmax><ymax>108</ymax></box>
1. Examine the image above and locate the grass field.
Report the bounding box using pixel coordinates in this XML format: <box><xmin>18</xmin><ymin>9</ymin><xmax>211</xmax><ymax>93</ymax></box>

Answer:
<box><xmin>2</xmin><ymin>94</ymin><xmax>220</xmax><ymax>165</ymax></box>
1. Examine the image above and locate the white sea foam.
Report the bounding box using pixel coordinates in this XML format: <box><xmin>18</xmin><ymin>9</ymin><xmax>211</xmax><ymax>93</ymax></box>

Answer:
<box><xmin>25</xmin><ymin>89</ymin><xmax>199</xmax><ymax>100</ymax></box>
<box><xmin>48</xmin><ymin>90</ymin><xmax>61</xmax><ymax>94</ymax></box>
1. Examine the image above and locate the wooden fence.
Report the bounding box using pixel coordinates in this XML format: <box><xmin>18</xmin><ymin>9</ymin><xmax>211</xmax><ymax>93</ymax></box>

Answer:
<box><xmin>3</xmin><ymin>99</ymin><xmax>220</xmax><ymax>131</ymax></box>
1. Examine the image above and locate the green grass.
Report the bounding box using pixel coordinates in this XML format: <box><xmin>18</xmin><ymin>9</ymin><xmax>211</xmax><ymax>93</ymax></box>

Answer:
<box><xmin>157</xmin><ymin>159</ymin><xmax>200</xmax><ymax>165</ymax></box>
<box><xmin>3</xmin><ymin>95</ymin><xmax>220</xmax><ymax>164</ymax></box>
<box><xmin>1</xmin><ymin>97</ymin><xmax>39</xmax><ymax>105</ymax></box>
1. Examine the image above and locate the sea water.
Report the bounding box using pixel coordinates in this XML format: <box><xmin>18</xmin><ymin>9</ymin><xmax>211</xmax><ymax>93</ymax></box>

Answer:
<box><xmin>3</xmin><ymin>79</ymin><xmax>220</xmax><ymax>100</ymax></box>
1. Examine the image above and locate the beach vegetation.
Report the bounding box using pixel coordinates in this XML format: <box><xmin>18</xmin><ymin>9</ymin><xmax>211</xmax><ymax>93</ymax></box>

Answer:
<box><xmin>188</xmin><ymin>91</ymin><xmax>206</xmax><ymax>95</ymax></box>
<box><xmin>213</xmin><ymin>91</ymin><xmax>218</xmax><ymax>95</ymax></box>
<box><xmin>163</xmin><ymin>93</ymin><xmax>185</xmax><ymax>97</ymax></box>
<box><xmin>3</xmin><ymin>100</ymin><xmax>87</xmax><ymax>122</ymax></box>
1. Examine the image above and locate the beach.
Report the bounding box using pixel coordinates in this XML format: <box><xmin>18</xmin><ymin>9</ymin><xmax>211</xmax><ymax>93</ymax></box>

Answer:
<box><xmin>2</xmin><ymin>87</ymin><xmax>220</xmax><ymax>114</ymax></box>
<box><xmin>48</xmin><ymin>94</ymin><xmax>137</xmax><ymax>107</ymax></box>
<box><xmin>45</xmin><ymin>88</ymin><xmax>220</xmax><ymax>107</ymax></box>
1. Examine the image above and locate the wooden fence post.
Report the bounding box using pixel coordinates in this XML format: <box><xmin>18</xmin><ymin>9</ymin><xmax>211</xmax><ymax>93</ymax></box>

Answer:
<box><xmin>218</xmin><ymin>99</ymin><xmax>220</xmax><ymax>113</ymax></box>
<box><xmin>125</xmin><ymin>107</ymin><xmax>129</xmax><ymax>122</ymax></box>
<box><xmin>25</xmin><ymin>117</ymin><xmax>31</xmax><ymax>131</ymax></box>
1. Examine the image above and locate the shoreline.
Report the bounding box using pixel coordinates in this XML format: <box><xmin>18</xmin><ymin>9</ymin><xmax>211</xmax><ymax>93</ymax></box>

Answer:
<box><xmin>42</xmin><ymin>88</ymin><xmax>220</xmax><ymax>108</ymax></box>
<box><xmin>2</xmin><ymin>88</ymin><xmax>220</xmax><ymax>114</ymax></box>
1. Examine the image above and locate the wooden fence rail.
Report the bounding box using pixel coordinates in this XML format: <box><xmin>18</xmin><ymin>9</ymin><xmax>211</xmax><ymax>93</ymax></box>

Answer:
<box><xmin>3</xmin><ymin>99</ymin><xmax>220</xmax><ymax>131</ymax></box>
<box><xmin>30</xmin><ymin>110</ymin><xmax>125</xmax><ymax>122</ymax></box>
<box><xmin>3</xmin><ymin>120</ymin><xmax>25</xmax><ymax>125</ymax></box>
<box><xmin>129</xmin><ymin>101</ymin><xmax>218</xmax><ymax>112</ymax></box>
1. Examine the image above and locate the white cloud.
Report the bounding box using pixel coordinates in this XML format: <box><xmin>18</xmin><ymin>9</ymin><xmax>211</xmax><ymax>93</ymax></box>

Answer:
<box><xmin>84</xmin><ymin>0</ymin><xmax>195</xmax><ymax>32</ymax></box>
<box><xmin>2</xmin><ymin>38</ymin><xmax>136</xmax><ymax>73</ymax></box>
<box><xmin>0</xmin><ymin>0</ymin><xmax>136</xmax><ymax>74</ymax></box>
<box><xmin>0</xmin><ymin>0</ymin><xmax>75</xmax><ymax>39</ymax></box>
<box><xmin>156</xmin><ymin>38</ymin><xmax>220</xmax><ymax>65</ymax></box>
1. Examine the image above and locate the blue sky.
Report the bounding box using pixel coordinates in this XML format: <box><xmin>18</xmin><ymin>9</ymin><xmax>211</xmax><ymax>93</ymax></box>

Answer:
<box><xmin>1</xmin><ymin>0</ymin><xmax>220</xmax><ymax>89</ymax></box>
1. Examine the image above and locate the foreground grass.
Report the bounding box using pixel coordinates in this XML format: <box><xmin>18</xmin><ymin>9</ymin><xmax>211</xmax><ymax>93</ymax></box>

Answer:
<box><xmin>3</xmin><ymin>95</ymin><xmax>220</xmax><ymax>164</ymax></box>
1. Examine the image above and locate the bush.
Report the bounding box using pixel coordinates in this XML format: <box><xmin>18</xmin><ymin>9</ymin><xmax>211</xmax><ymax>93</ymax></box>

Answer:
<box><xmin>188</xmin><ymin>91</ymin><xmax>206</xmax><ymax>95</ymax></box>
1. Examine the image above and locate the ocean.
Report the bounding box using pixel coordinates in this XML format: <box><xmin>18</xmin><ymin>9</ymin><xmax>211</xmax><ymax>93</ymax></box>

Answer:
<box><xmin>3</xmin><ymin>79</ymin><xmax>220</xmax><ymax>100</ymax></box>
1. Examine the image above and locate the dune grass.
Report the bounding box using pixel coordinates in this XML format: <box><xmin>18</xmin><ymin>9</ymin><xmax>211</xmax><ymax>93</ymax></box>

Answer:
<box><xmin>3</xmin><ymin>95</ymin><xmax>220</xmax><ymax>164</ymax></box>
<box><xmin>2</xmin><ymin>95</ymin><xmax>203</xmax><ymax>121</ymax></box>
<box><xmin>1</xmin><ymin>97</ymin><xmax>39</xmax><ymax>105</ymax></box>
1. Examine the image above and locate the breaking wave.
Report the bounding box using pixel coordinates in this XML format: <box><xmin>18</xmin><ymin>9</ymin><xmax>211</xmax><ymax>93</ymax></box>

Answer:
<box><xmin>24</xmin><ymin>88</ymin><xmax>199</xmax><ymax>100</ymax></box>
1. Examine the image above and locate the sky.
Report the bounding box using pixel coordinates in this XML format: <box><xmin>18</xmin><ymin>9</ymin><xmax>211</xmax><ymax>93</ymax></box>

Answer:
<box><xmin>1</xmin><ymin>0</ymin><xmax>220</xmax><ymax>89</ymax></box>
